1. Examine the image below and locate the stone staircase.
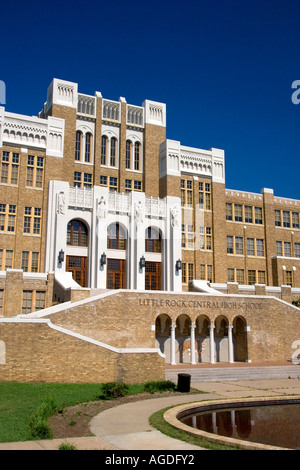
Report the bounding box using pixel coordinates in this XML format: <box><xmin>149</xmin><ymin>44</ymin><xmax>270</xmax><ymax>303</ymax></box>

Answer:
<box><xmin>165</xmin><ymin>364</ymin><xmax>300</xmax><ymax>383</ymax></box>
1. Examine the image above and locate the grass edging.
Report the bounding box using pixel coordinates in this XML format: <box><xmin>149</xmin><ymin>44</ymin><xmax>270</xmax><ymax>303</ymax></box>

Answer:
<box><xmin>149</xmin><ymin>406</ymin><xmax>241</xmax><ymax>451</ymax></box>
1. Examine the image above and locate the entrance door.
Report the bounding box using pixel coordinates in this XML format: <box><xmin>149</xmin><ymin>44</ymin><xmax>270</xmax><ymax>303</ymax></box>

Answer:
<box><xmin>107</xmin><ymin>259</ymin><xmax>126</xmax><ymax>289</ymax></box>
<box><xmin>145</xmin><ymin>262</ymin><xmax>161</xmax><ymax>290</ymax></box>
<box><xmin>66</xmin><ymin>256</ymin><xmax>87</xmax><ymax>287</ymax></box>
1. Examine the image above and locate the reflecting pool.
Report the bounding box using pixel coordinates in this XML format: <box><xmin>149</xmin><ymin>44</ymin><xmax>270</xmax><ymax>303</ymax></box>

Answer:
<box><xmin>179</xmin><ymin>402</ymin><xmax>300</xmax><ymax>449</ymax></box>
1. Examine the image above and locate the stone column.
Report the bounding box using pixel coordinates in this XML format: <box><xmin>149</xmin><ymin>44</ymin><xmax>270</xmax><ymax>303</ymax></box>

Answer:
<box><xmin>228</xmin><ymin>325</ymin><xmax>234</xmax><ymax>363</ymax></box>
<box><xmin>190</xmin><ymin>323</ymin><xmax>196</xmax><ymax>365</ymax></box>
<box><xmin>209</xmin><ymin>324</ymin><xmax>215</xmax><ymax>364</ymax></box>
<box><xmin>170</xmin><ymin>323</ymin><xmax>176</xmax><ymax>365</ymax></box>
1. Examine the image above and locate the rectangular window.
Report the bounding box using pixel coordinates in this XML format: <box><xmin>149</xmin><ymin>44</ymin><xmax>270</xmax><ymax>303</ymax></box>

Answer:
<box><xmin>134</xmin><ymin>180</ymin><xmax>142</xmax><ymax>191</ymax></box>
<box><xmin>236</xmin><ymin>269</ymin><xmax>244</xmax><ymax>284</ymax></box>
<box><xmin>22</xmin><ymin>291</ymin><xmax>33</xmax><ymax>314</ymax></box>
<box><xmin>226</xmin><ymin>203</ymin><xmax>233</xmax><ymax>221</ymax></box>
<box><xmin>234</xmin><ymin>204</ymin><xmax>243</xmax><ymax>222</ymax></box>
<box><xmin>276</xmin><ymin>241</ymin><xmax>282</xmax><ymax>256</ymax></box>
<box><xmin>235</xmin><ymin>236</ymin><xmax>243</xmax><ymax>255</ymax></box>
<box><xmin>134</xmin><ymin>142</ymin><xmax>140</xmax><ymax>171</ymax></box>
<box><xmin>188</xmin><ymin>263</ymin><xmax>194</xmax><ymax>282</ymax></box>
<box><xmin>35</xmin><ymin>291</ymin><xmax>45</xmax><ymax>311</ymax></box>
<box><xmin>292</xmin><ymin>212</ymin><xmax>299</xmax><ymax>229</ymax></box>
<box><xmin>1</xmin><ymin>151</ymin><xmax>19</xmax><ymax>185</ymax></box>
<box><xmin>21</xmin><ymin>251</ymin><xmax>29</xmax><ymax>272</ymax></box>
<box><xmin>100</xmin><ymin>175</ymin><xmax>107</xmax><ymax>186</ymax></box>
<box><xmin>275</xmin><ymin>210</ymin><xmax>281</xmax><ymax>227</ymax></box>
<box><xmin>125</xmin><ymin>179</ymin><xmax>132</xmax><ymax>192</ymax></box>
<box><xmin>199</xmin><ymin>226</ymin><xmax>212</xmax><ymax>250</ymax></box>
<box><xmin>256</xmin><ymin>239</ymin><xmax>264</xmax><ymax>257</ymax></box>
<box><xmin>110</xmin><ymin>138</ymin><xmax>116</xmax><ymax>167</ymax></box>
<box><xmin>258</xmin><ymin>271</ymin><xmax>266</xmax><ymax>284</ymax></box>
<box><xmin>0</xmin><ymin>249</ymin><xmax>13</xmax><ymax>270</ymax></box>
<box><xmin>182</xmin><ymin>263</ymin><xmax>187</xmax><ymax>284</ymax></box>
<box><xmin>22</xmin><ymin>251</ymin><xmax>39</xmax><ymax>272</ymax></box>
<box><xmin>186</xmin><ymin>225</ymin><xmax>194</xmax><ymax>249</ymax></box>
<box><xmin>109</xmin><ymin>177</ymin><xmax>118</xmax><ymax>191</ymax></box>
<box><xmin>23</xmin><ymin>207</ymin><xmax>41</xmax><ymax>235</ymax></box>
<box><xmin>227</xmin><ymin>235</ymin><xmax>233</xmax><ymax>254</ymax></box>
<box><xmin>255</xmin><ymin>207</ymin><xmax>263</xmax><ymax>224</ymax></box>
<box><xmin>101</xmin><ymin>136</ymin><xmax>107</xmax><ymax>165</ymax></box>
<box><xmin>181</xmin><ymin>179</ymin><xmax>193</xmax><ymax>207</ymax></box>
<box><xmin>0</xmin><ymin>204</ymin><xmax>16</xmax><ymax>232</ymax></box>
<box><xmin>74</xmin><ymin>172</ymin><xmax>92</xmax><ymax>188</ymax></box>
<box><xmin>248</xmin><ymin>270</ymin><xmax>256</xmax><ymax>285</ymax></box>
<box><xmin>26</xmin><ymin>155</ymin><xmax>44</xmax><ymax>188</ymax></box>
<box><xmin>286</xmin><ymin>271</ymin><xmax>293</xmax><ymax>286</ymax></box>
<box><xmin>247</xmin><ymin>238</ymin><xmax>255</xmax><ymax>256</ymax></box>
<box><xmin>85</xmin><ymin>133</ymin><xmax>92</xmax><ymax>163</ymax></box>
<box><xmin>284</xmin><ymin>241</ymin><xmax>291</xmax><ymax>257</ymax></box>
<box><xmin>283</xmin><ymin>211</ymin><xmax>290</xmax><ymax>228</ymax></box>
<box><xmin>295</xmin><ymin>243</ymin><xmax>300</xmax><ymax>258</ymax></box>
<box><xmin>245</xmin><ymin>205</ymin><xmax>253</xmax><ymax>223</ymax></box>
<box><xmin>228</xmin><ymin>268</ymin><xmax>235</xmax><ymax>282</ymax></box>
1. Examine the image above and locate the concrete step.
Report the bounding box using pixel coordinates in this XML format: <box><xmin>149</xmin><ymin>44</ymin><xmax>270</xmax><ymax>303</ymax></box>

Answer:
<box><xmin>165</xmin><ymin>365</ymin><xmax>300</xmax><ymax>382</ymax></box>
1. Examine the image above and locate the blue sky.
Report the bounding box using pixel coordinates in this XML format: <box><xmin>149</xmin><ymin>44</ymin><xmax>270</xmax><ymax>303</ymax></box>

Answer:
<box><xmin>1</xmin><ymin>0</ymin><xmax>300</xmax><ymax>198</ymax></box>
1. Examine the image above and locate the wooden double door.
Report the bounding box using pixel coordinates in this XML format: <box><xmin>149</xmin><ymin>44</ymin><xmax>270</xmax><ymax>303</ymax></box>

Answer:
<box><xmin>107</xmin><ymin>259</ymin><xmax>126</xmax><ymax>289</ymax></box>
<box><xmin>145</xmin><ymin>262</ymin><xmax>161</xmax><ymax>290</ymax></box>
<box><xmin>66</xmin><ymin>256</ymin><xmax>87</xmax><ymax>287</ymax></box>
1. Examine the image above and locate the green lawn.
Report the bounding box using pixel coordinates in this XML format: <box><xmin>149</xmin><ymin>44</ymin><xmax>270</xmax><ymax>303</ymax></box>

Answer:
<box><xmin>0</xmin><ymin>382</ymin><xmax>116</xmax><ymax>443</ymax></box>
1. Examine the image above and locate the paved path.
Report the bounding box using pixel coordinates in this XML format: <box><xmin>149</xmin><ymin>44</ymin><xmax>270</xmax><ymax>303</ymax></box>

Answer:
<box><xmin>89</xmin><ymin>375</ymin><xmax>300</xmax><ymax>451</ymax></box>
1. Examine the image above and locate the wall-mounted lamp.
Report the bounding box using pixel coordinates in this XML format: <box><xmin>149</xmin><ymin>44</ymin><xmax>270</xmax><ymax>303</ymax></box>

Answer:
<box><xmin>176</xmin><ymin>259</ymin><xmax>182</xmax><ymax>271</ymax></box>
<box><xmin>58</xmin><ymin>249</ymin><xmax>64</xmax><ymax>264</ymax></box>
<box><xmin>139</xmin><ymin>255</ymin><xmax>146</xmax><ymax>269</ymax></box>
<box><xmin>100</xmin><ymin>253</ymin><xmax>107</xmax><ymax>266</ymax></box>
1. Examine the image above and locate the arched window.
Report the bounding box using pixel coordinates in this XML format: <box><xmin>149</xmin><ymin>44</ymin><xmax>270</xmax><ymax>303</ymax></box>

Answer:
<box><xmin>110</xmin><ymin>137</ymin><xmax>117</xmax><ymax>167</ymax></box>
<box><xmin>67</xmin><ymin>220</ymin><xmax>88</xmax><ymax>247</ymax></box>
<box><xmin>107</xmin><ymin>223</ymin><xmax>126</xmax><ymax>250</ymax></box>
<box><xmin>145</xmin><ymin>227</ymin><xmax>161</xmax><ymax>253</ymax></box>
<box><xmin>75</xmin><ymin>131</ymin><xmax>82</xmax><ymax>161</ymax></box>
<box><xmin>101</xmin><ymin>135</ymin><xmax>107</xmax><ymax>165</ymax></box>
<box><xmin>134</xmin><ymin>142</ymin><xmax>140</xmax><ymax>171</ymax></box>
<box><xmin>85</xmin><ymin>133</ymin><xmax>92</xmax><ymax>163</ymax></box>
<box><xmin>126</xmin><ymin>140</ymin><xmax>131</xmax><ymax>169</ymax></box>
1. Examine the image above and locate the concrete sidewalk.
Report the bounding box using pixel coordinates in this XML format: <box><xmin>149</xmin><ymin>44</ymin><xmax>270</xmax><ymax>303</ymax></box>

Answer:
<box><xmin>1</xmin><ymin>376</ymin><xmax>300</xmax><ymax>450</ymax></box>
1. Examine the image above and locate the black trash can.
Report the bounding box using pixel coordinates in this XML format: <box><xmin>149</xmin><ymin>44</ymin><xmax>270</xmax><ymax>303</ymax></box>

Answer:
<box><xmin>177</xmin><ymin>373</ymin><xmax>191</xmax><ymax>393</ymax></box>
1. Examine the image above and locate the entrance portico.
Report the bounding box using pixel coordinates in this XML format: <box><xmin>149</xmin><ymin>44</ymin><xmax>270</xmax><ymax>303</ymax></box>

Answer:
<box><xmin>155</xmin><ymin>313</ymin><xmax>248</xmax><ymax>365</ymax></box>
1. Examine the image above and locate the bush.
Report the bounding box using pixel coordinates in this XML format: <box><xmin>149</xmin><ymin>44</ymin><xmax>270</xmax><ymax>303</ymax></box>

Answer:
<box><xmin>28</xmin><ymin>396</ymin><xmax>58</xmax><ymax>440</ymax></box>
<box><xmin>58</xmin><ymin>442</ymin><xmax>77</xmax><ymax>450</ymax></box>
<box><xmin>99</xmin><ymin>382</ymin><xmax>130</xmax><ymax>400</ymax></box>
<box><xmin>144</xmin><ymin>380</ymin><xmax>177</xmax><ymax>394</ymax></box>
<box><xmin>29</xmin><ymin>415</ymin><xmax>53</xmax><ymax>439</ymax></box>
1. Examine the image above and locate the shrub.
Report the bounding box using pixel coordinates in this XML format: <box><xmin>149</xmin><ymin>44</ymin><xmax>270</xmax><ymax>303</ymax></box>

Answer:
<box><xmin>144</xmin><ymin>380</ymin><xmax>176</xmax><ymax>394</ymax></box>
<box><xmin>58</xmin><ymin>442</ymin><xmax>77</xmax><ymax>450</ymax></box>
<box><xmin>29</xmin><ymin>415</ymin><xmax>53</xmax><ymax>439</ymax></box>
<box><xmin>99</xmin><ymin>382</ymin><xmax>130</xmax><ymax>400</ymax></box>
<box><xmin>28</xmin><ymin>396</ymin><xmax>58</xmax><ymax>440</ymax></box>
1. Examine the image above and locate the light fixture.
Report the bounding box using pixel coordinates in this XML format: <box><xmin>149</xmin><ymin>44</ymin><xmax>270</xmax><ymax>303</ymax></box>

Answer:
<box><xmin>176</xmin><ymin>259</ymin><xmax>182</xmax><ymax>271</ymax></box>
<box><xmin>139</xmin><ymin>255</ymin><xmax>146</xmax><ymax>269</ymax></box>
<box><xmin>100</xmin><ymin>253</ymin><xmax>107</xmax><ymax>266</ymax></box>
<box><xmin>58</xmin><ymin>249</ymin><xmax>64</xmax><ymax>263</ymax></box>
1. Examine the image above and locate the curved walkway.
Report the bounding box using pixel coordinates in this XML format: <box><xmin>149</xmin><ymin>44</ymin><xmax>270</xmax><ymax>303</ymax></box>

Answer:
<box><xmin>90</xmin><ymin>375</ymin><xmax>300</xmax><ymax>450</ymax></box>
